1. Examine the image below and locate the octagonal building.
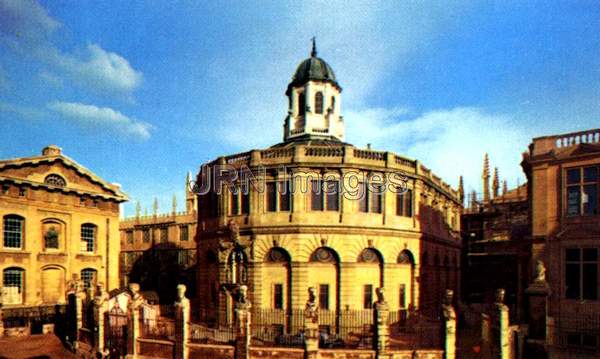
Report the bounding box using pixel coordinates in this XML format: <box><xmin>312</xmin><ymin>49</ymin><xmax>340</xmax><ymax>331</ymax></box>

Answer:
<box><xmin>195</xmin><ymin>44</ymin><xmax>463</xmax><ymax>327</ymax></box>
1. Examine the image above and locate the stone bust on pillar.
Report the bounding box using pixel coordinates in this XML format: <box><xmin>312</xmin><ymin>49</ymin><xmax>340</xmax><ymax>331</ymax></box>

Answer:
<box><xmin>494</xmin><ymin>288</ymin><xmax>508</xmax><ymax>310</ymax></box>
<box><xmin>374</xmin><ymin>287</ymin><xmax>389</xmax><ymax>311</ymax></box>
<box><xmin>442</xmin><ymin>289</ymin><xmax>456</xmax><ymax>322</ymax></box>
<box><xmin>305</xmin><ymin>287</ymin><xmax>318</xmax><ymax>323</ymax></box>
<box><xmin>175</xmin><ymin>284</ymin><xmax>190</xmax><ymax>311</ymax></box>
<box><xmin>235</xmin><ymin>285</ymin><xmax>251</xmax><ymax>311</ymax></box>
<box><xmin>129</xmin><ymin>283</ymin><xmax>145</xmax><ymax>310</ymax></box>
<box><xmin>93</xmin><ymin>283</ymin><xmax>109</xmax><ymax>307</ymax></box>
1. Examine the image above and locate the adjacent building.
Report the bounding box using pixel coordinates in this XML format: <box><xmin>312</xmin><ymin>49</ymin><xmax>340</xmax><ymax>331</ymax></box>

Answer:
<box><xmin>119</xmin><ymin>175</ymin><xmax>198</xmax><ymax>303</ymax></box>
<box><xmin>522</xmin><ymin>128</ymin><xmax>600</xmax><ymax>353</ymax></box>
<box><xmin>0</xmin><ymin>145</ymin><xmax>127</xmax><ymax>307</ymax></box>
<box><xmin>461</xmin><ymin>155</ymin><xmax>529</xmax><ymax>319</ymax></box>
<box><xmin>195</xmin><ymin>44</ymin><xmax>463</xmax><ymax>327</ymax></box>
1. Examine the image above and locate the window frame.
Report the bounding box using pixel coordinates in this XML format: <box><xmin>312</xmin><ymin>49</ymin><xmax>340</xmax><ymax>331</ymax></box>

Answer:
<box><xmin>565</xmin><ymin>247</ymin><xmax>599</xmax><ymax>300</ymax></box>
<box><xmin>3</xmin><ymin>215</ymin><xmax>24</xmax><ymax>249</ymax></box>
<box><xmin>80</xmin><ymin>223</ymin><xmax>96</xmax><ymax>253</ymax></box>
<box><xmin>363</xmin><ymin>284</ymin><xmax>373</xmax><ymax>309</ymax></box>
<box><xmin>2</xmin><ymin>267</ymin><xmax>24</xmax><ymax>305</ymax></box>
<box><xmin>273</xmin><ymin>283</ymin><xmax>284</xmax><ymax>310</ymax></box>
<box><xmin>265</xmin><ymin>180</ymin><xmax>292</xmax><ymax>213</ymax></box>
<box><xmin>80</xmin><ymin>268</ymin><xmax>98</xmax><ymax>289</ymax></box>
<box><xmin>358</xmin><ymin>179</ymin><xmax>384</xmax><ymax>214</ymax></box>
<box><xmin>565</xmin><ymin>166</ymin><xmax>599</xmax><ymax>217</ymax></box>
<box><xmin>319</xmin><ymin>284</ymin><xmax>330</xmax><ymax>310</ymax></box>
<box><xmin>315</xmin><ymin>91</ymin><xmax>324</xmax><ymax>114</ymax></box>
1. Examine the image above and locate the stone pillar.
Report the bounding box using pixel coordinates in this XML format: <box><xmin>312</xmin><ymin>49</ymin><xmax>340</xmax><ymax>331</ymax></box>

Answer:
<box><xmin>129</xmin><ymin>283</ymin><xmax>145</xmax><ymax>359</ymax></box>
<box><xmin>175</xmin><ymin>284</ymin><xmax>191</xmax><ymax>359</ymax></box>
<box><xmin>524</xmin><ymin>261</ymin><xmax>551</xmax><ymax>356</ymax></box>
<box><xmin>73</xmin><ymin>284</ymin><xmax>86</xmax><ymax>350</ymax></box>
<box><xmin>234</xmin><ymin>285</ymin><xmax>251</xmax><ymax>359</ymax></box>
<box><xmin>373</xmin><ymin>288</ymin><xmax>390</xmax><ymax>359</ymax></box>
<box><xmin>441</xmin><ymin>290</ymin><xmax>457</xmax><ymax>359</ymax></box>
<box><xmin>93</xmin><ymin>283</ymin><xmax>109</xmax><ymax>358</ymax></box>
<box><xmin>0</xmin><ymin>304</ymin><xmax>4</xmax><ymax>337</ymax></box>
<box><xmin>492</xmin><ymin>289</ymin><xmax>510</xmax><ymax>359</ymax></box>
<box><xmin>304</xmin><ymin>287</ymin><xmax>320</xmax><ymax>359</ymax></box>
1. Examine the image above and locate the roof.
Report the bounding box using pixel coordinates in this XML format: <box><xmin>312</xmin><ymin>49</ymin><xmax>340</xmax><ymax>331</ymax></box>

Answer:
<box><xmin>286</xmin><ymin>42</ymin><xmax>340</xmax><ymax>93</ymax></box>
<box><xmin>491</xmin><ymin>183</ymin><xmax>528</xmax><ymax>204</ymax></box>
<box><xmin>0</xmin><ymin>145</ymin><xmax>128</xmax><ymax>202</ymax></box>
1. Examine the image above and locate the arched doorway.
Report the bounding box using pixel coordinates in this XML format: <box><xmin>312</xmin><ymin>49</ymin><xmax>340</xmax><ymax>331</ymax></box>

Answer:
<box><xmin>397</xmin><ymin>250</ymin><xmax>416</xmax><ymax>312</ymax></box>
<box><xmin>308</xmin><ymin>247</ymin><xmax>340</xmax><ymax>335</ymax></box>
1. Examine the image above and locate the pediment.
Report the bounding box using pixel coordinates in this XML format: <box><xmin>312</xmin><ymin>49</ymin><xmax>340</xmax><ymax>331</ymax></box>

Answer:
<box><xmin>0</xmin><ymin>155</ymin><xmax>126</xmax><ymax>200</ymax></box>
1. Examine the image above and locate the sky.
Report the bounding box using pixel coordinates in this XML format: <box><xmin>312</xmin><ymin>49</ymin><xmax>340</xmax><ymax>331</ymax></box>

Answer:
<box><xmin>1</xmin><ymin>0</ymin><xmax>600</xmax><ymax>216</ymax></box>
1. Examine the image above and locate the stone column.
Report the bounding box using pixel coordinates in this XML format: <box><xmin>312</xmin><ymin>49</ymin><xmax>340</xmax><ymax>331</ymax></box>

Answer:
<box><xmin>492</xmin><ymin>289</ymin><xmax>510</xmax><ymax>359</ymax></box>
<box><xmin>441</xmin><ymin>290</ymin><xmax>457</xmax><ymax>359</ymax></box>
<box><xmin>524</xmin><ymin>261</ymin><xmax>551</xmax><ymax>356</ymax></box>
<box><xmin>234</xmin><ymin>285</ymin><xmax>251</xmax><ymax>359</ymax></box>
<box><xmin>129</xmin><ymin>283</ymin><xmax>145</xmax><ymax>359</ymax></box>
<box><xmin>373</xmin><ymin>288</ymin><xmax>390</xmax><ymax>359</ymax></box>
<box><xmin>304</xmin><ymin>287</ymin><xmax>320</xmax><ymax>359</ymax></box>
<box><xmin>73</xmin><ymin>283</ymin><xmax>86</xmax><ymax>350</ymax></box>
<box><xmin>93</xmin><ymin>283</ymin><xmax>109</xmax><ymax>358</ymax></box>
<box><xmin>175</xmin><ymin>284</ymin><xmax>191</xmax><ymax>359</ymax></box>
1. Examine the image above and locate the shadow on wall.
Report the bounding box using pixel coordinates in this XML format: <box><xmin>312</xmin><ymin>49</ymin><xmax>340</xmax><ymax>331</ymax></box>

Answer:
<box><xmin>128</xmin><ymin>242</ymin><xmax>197</xmax><ymax>304</ymax></box>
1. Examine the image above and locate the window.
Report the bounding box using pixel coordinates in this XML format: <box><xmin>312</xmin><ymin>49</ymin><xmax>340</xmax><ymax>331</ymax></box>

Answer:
<box><xmin>330</xmin><ymin>96</ymin><xmax>335</xmax><ymax>113</ymax></box>
<box><xmin>18</xmin><ymin>187</ymin><xmax>26</xmax><ymax>197</ymax></box>
<box><xmin>358</xmin><ymin>181</ymin><xmax>383</xmax><ymax>213</ymax></box>
<box><xmin>80</xmin><ymin>223</ymin><xmax>96</xmax><ymax>252</ymax></box>
<box><xmin>266</xmin><ymin>180</ymin><xmax>291</xmax><ymax>212</ymax></box>
<box><xmin>566</xmin><ymin>248</ymin><xmax>598</xmax><ymax>300</ymax></box>
<box><xmin>143</xmin><ymin>229</ymin><xmax>150</xmax><ymax>243</ymax></box>
<box><xmin>311</xmin><ymin>180</ymin><xmax>324</xmax><ymax>211</ymax></box>
<box><xmin>274</xmin><ymin>283</ymin><xmax>284</xmax><ymax>309</ymax></box>
<box><xmin>312</xmin><ymin>179</ymin><xmax>340</xmax><ymax>211</ymax></box>
<box><xmin>180</xmin><ymin>225</ymin><xmax>189</xmax><ymax>241</ymax></box>
<box><xmin>298</xmin><ymin>93</ymin><xmax>306</xmax><ymax>116</ymax></box>
<box><xmin>399</xmin><ymin>284</ymin><xmax>406</xmax><ymax>308</ymax></box>
<box><xmin>44</xmin><ymin>174</ymin><xmax>66</xmax><ymax>187</ymax></box>
<box><xmin>230</xmin><ymin>185</ymin><xmax>250</xmax><ymax>215</ymax></box>
<box><xmin>315</xmin><ymin>92</ymin><xmax>324</xmax><ymax>114</ymax></box>
<box><xmin>126</xmin><ymin>231</ymin><xmax>134</xmax><ymax>244</ymax></box>
<box><xmin>319</xmin><ymin>284</ymin><xmax>330</xmax><ymax>310</ymax></box>
<box><xmin>363</xmin><ymin>284</ymin><xmax>373</xmax><ymax>309</ymax></box>
<box><xmin>81</xmin><ymin>268</ymin><xmax>97</xmax><ymax>289</ymax></box>
<box><xmin>3</xmin><ymin>215</ymin><xmax>24</xmax><ymax>249</ymax></box>
<box><xmin>396</xmin><ymin>189</ymin><xmax>413</xmax><ymax>217</ymax></box>
<box><xmin>3</xmin><ymin>268</ymin><xmax>24</xmax><ymax>305</ymax></box>
<box><xmin>160</xmin><ymin>228</ymin><xmax>168</xmax><ymax>243</ymax></box>
<box><xmin>566</xmin><ymin>166</ymin><xmax>599</xmax><ymax>216</ymax></box>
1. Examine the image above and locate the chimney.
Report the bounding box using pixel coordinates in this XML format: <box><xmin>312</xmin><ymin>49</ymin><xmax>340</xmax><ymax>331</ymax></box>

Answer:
<box><xmin>42</xmin><ymin>145</ymin><xmax>62</xmax><ymax>156</ymax></box>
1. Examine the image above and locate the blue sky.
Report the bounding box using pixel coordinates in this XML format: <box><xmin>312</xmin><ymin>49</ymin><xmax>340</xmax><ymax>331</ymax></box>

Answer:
<box><xmin>1</xmin><ymin>1</ymin><xmax>599</xmax><ymax>216</ymax></box>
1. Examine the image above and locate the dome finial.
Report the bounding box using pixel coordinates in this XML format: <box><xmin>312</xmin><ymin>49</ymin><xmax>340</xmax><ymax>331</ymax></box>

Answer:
<box><xmin>311</xmin><ymin>36</ymin><xmax>317</xmax><ymax>57</ymax></box>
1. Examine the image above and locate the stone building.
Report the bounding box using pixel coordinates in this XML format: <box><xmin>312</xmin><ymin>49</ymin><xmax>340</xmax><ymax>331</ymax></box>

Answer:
<box><xmin>522</xmin><ymin>128</ymin><xmax>600</xmax><ymax>353</ymax></box>
<box><xmin>0</xmin><ymin>145</ymin><xmax>126</xmax><ymax>307</ymax></box>
<box><xmin>119</xmin><ymin>174</ymin><xmax>198</xmax><ymax>303</ymax></box>
<box><xmin>461</xmin><ymin>155</ymin><xmax>529</xmax><ymax>319</ymax></box>
<box><xmin>195</xmin><ymin>44</ymin><xmax>463</xmax><ymax>326</ymax></box>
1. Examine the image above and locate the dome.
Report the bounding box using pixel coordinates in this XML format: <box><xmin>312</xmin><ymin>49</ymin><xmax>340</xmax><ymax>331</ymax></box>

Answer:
<box><xmin>287</xmin><ymin>41</ymin><xmax>340</xmax><ymax>93</ymax></box>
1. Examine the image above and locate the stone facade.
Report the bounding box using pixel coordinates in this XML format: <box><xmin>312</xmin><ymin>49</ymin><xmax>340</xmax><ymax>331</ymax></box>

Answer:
<box><xmin>195</xmin><ymin>47</ymin><xmax>462</xmax><ymax>327</ymax></box>
<box><xmin>119</xmin><ymin>174</ymin><xmax>197</xmax><ymax>302</ymax></box>
<box><xmin>522</xmin><ymin>128</ymin><xmax>600</xmax><ymax>355</ymax></box>
<box><xmin>0</xmin><ymin>145</ymin><xmax>126</xmax><ymax>308</ymax></box>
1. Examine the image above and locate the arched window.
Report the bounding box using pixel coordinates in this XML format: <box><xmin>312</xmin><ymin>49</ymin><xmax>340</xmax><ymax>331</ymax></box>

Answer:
<box><xmin>315</xmin><ymin>92</ymin><xmax>324</xmax><ymax>114</ymax></box>
<box><xmin>330</xmin><ymin>96</ymin><xmax>335</xmax><ymax>113</ymax></box>
<box><xmin>44</xmin><ymin>174</ymin><xmax>66</xmax><ymax>187</ymax></box>
<box><xmin>81</xmin><ymin>268</ymin><xmax>97</xmax><ymax>289</ymax></box>
<box><xmin>310</xmin><ymin>247</ymin><xmax>338</xmax><ymax>263</ymax></box>
<box><xmin>266</xmin><ymin>247</ymin><xmax>291</xmax><ymax>263</ymax></box>
<box><xmin>3</xmin><ymin>215</ymin><xmax>24</xmax><ymax>249</ymax></box>
<box><xmin>398</xmin><ymin>250</ymin><xmax>415</xmax><ymax>266</ymax></box>
<box><xmin>358</xmin><ymin>248</ymin><xmax>382</xmax><ymax>263</ymax></box>
<box><xmin>81</xmin><ymin>223</ymin><xmax>96</xmax><ymax>253</ymax></box>
<box><xmin>3</xmin><ymin>267</ymin><xmax>24</xmax><ymax>304</ymax></box>
<box><xmin>43</xmin><ymin>220</ymin><xmax>61</xmax><ymax>250</ymax></box>
<box><xmin>298</xmin><ymin>93</ymin><xmax>306</xmax><ymax>116</ymax></box>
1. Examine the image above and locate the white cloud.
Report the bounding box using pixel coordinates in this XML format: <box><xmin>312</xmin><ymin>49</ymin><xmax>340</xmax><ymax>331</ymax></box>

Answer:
<box><xmin>48</xmin><ymin>44</ymin><xmax>143</xmax><ymax>95</ymax></box>
<box><xmin>38</xmin><ymin>71</ymin><xmax>63</xmax><ymax>88</ymax></box>
<box><xmin>0</xmin><ymin>101</ymin><xmax>44</xmax><ymax>119</ymax></box>
<box><xmin>0</xmin><ymin>0</ymin><xmax>142</xmax><ymax>97</ymax></box>
<box><xmin>47</xmin><ymin>101</ymin><xmax>153</xmax><ymax>140</ymax></box>
<box><xmin>345</xmin><ymin>106</ymin><xmax>531</xmax><ymax>195</ymax></box>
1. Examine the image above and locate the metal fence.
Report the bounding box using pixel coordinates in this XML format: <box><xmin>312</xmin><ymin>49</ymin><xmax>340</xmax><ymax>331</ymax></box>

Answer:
<box><xmin>1</xmin><ymin>304</ymin><xmax>67</xmax><ymax>331</ymax></box>
<box><xmin>252</xmin><ymin>309</ymin><xmax>305</xmax><ymax>348</ymax></box>
<box><xmin>548</xmin><ymin>313</ymin><xmax>600</xmax><ymax>356</ymax></box>
<box><xmin>141</xmin><ymin>317</ymin><xmax>176</xmax><ymax>340</ymax></box>
<box><xmin>190</xmin><ymin>323</ymin><xmax>236</xmax><ymax>344</ymax></box>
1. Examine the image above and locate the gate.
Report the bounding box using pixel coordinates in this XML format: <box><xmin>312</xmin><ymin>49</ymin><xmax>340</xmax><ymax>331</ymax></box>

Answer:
<box><xmin>106</xmin><ymin>306</ymin><xmax>129</xmax><ymax>358</ymax></box>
